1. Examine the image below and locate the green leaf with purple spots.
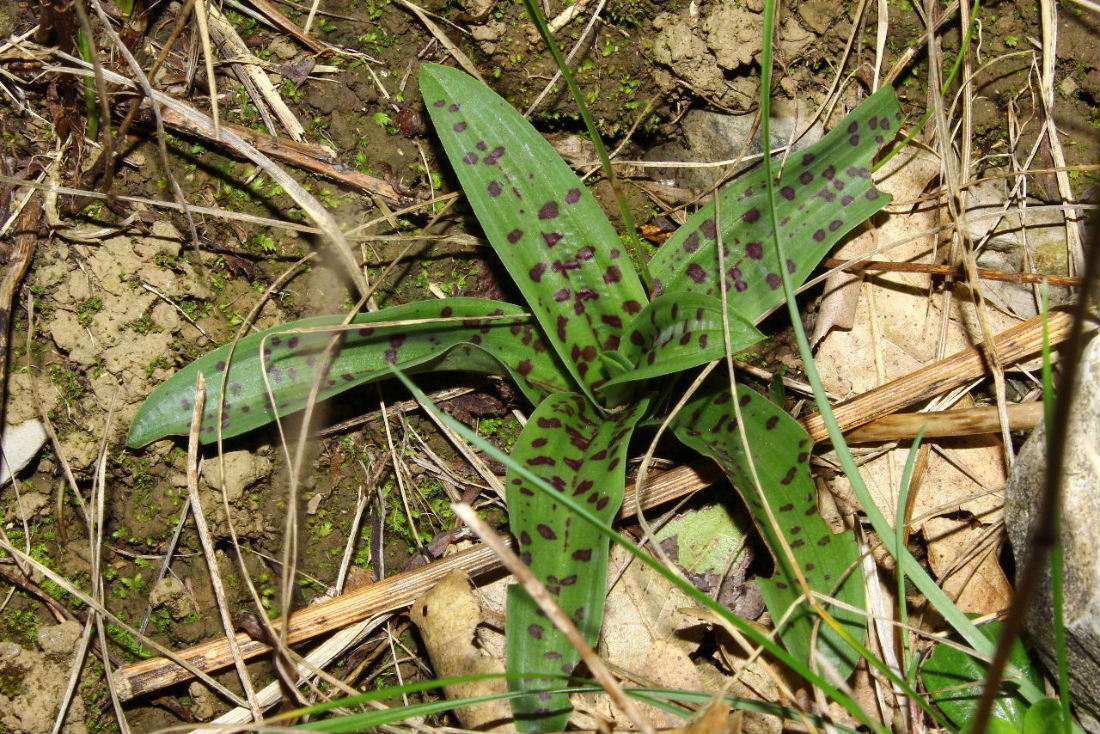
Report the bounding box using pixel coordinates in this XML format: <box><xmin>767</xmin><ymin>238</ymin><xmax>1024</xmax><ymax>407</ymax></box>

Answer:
<box><xmin>420</xmin><ymin>64</ymin><xmax>648</xmax><ymax>405</ymax></box>
<box><xmin>671</xmin><ymin>381</ymin><xmax>864</xmax><ymax>677</ymax></box>
<box><xmin>601</xmin><ymin>292</ymin><xmax>763</xmax><ymax>390</ymax></box>
<box><xmin>126</xmin><ymin>298</ymin><xmax>570</xmax><ymax>447</ymax></box>
<box><xmin>505</xmin><ymin>393</ymin><xmax>648</xmax><ymax>732</ymax></box>
<box><xmin>649</xmin><ymin>87</ymin><xmax>900</xmax><ymax>324</ymax></box>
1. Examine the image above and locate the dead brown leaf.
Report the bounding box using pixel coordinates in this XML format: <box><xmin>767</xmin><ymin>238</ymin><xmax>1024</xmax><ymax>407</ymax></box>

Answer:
<box><xmin>409</xmin><ymin>570</ymin><xmax>512</xmax><ymax>732</ymax></box>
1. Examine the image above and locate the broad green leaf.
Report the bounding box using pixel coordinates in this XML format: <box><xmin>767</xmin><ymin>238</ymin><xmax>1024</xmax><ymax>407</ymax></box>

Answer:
<box><xmin>127</xmin><ymin>298</ymin><xmax>570</xmax><ymax>446</ymax></box>
<box><xmin>602</xmin><ymin>292</ymin><xmax>763</xmax><ymax>390</ymax></box>
<box><xmin>420</xmin><ymin>64</ymin><xmax>649</xmax><ymax>405</ymax></box>
<box><xmin>1020</xmin><ymin>698</ymin><xmax>1066</xmax><ymax>734</ymax></box>
<box><xmin>649</xmin><ymin>87</ymin><xmax>900</xmax><ymax>324</ymax></box>
<box><xmin>671</xmin><ymin>381</ymin><xmax>864</xmax><ymax>676</ymax></box>
<box><xmin>921</xmin><ymin>620</ymin><xmax>1043</xmax><ymax>732</ymax></box>
<box><xmin>504</xmin><ymin>393</ymin><xmax>649</xmax><ymax>732</ymax></box>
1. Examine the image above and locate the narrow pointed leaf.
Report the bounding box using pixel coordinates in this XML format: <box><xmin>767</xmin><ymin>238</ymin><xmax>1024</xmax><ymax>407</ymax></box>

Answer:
<box><xmin>505</xmin><ymin>393</ymin><xmax>648</xmax><ymax>732</ymax></box>
<box><xmin>671</xmin><ymin>381</ymin><xmax>864</xmax><ymax>676</ymax></box>
<box><xmin>602</xmin><ymin>292</ymin><xmax>763</xmax><ymax>390</ymax></box>
<box><xmin>650</xmin><ymin>87</ymin><xmax>900</xmax><ymax>324</ymax></box>
<box><xmin>127</xmin><ymin>298</ymin><xmax>570</xmax><ymax>446</ymax></box>
<box><xmin>420</xmin><ymin>64</ymin><xmax>648</xmax><ymax>403</ymax></box>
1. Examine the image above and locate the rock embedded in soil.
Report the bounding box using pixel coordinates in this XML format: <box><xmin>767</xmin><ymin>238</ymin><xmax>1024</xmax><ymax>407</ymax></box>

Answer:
<box><xmin>201</xmin><ymin>448</ymin><xmax>273</xmax><ymax>503</ymax></box>
<box><xmin>1005</xmin><ymin>333</ymin><xmax>1100</xmax><ymax>732</ymax></box>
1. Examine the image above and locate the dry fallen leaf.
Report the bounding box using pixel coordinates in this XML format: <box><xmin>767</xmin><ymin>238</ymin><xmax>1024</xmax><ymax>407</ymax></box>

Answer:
<box><xmin>409</xmin><ymin>570</ymin><xmax>512</xmax><ymax>732</ymax></box>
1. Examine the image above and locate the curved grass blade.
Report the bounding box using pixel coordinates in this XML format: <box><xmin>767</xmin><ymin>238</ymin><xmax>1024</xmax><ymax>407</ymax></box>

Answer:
<box><xmin>649</xmin><ymin>87</ymin><xmax>900</xmax><ymax>324</ymax></box>
<box><xmin>671</xmin><ymin>381</ymin><xmax>864</xmax><ymax>677</ymax></box>
<box><xmin>504</xmin><ymin>393</ymin><xmax>649</xmax><ymax>732</ymax></box>
<box><xmin>420</xmin><ymin>64</ymin><xmax>649</xmax><ymax>404</ymax></box>
<box><xmin>602</xmin><ymin>292</ymin><xmax>763</xmax><ymax>390</ymax></box>
<box><xmin>127</xmin><ymin>298</ymin><xmax>570</xmax><ymax>447</ymax></box>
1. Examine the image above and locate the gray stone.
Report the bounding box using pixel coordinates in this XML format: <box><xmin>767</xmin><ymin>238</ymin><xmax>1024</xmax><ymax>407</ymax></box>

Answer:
<box><xmin>1005</xmin><ymin>332</ymin><xmax>1100</xmax><ymax>732</ymax></box>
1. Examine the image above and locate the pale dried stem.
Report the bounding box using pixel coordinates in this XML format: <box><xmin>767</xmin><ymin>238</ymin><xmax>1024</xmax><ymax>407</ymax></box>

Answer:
<box><xmin>187</xmin><ymin>374</ymin><xmax>263</xmax><ymax>720</ymax></box>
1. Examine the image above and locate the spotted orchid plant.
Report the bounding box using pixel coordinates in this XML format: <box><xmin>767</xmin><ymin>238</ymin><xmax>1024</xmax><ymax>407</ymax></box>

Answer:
<box><xmin>129</xmin><ymin>64</ymin><xmax>901</xmax><ymax>731</ymax></box>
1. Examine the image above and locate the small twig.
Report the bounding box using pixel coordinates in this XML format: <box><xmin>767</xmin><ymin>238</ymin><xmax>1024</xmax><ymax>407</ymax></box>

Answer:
<box><xmin>824</xmin><ymin>257</ymin><xmax>1090</xmax><ymax>288</ymax></box>
<box><xmin>186</xmin><ymin>374</ymin><xmax>264</xmax><ymax>720</ymax></box>
<box><xmin>453</xmin><ymin>503</ymin><xmax>654</xmax><ymax>733</ymax></box>
<box><xmin>800</xmin><ymin>308</ymin><xmax>1075</xmax><ymax>442</ymax></box>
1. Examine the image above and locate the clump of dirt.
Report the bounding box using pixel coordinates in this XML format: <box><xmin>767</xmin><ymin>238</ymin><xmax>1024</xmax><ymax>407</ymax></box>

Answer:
<box><xmin>647</xmin><ymin>1</ymin><xmax>850</xmax><ymax>111</ymax></box>
<box><xmin>0</xmin><ymin>620</ymin><xmax>87</xmax><ymax>734</ymax></box>
<box><xmin>18</xmin><ymin>222</ymin><xmax>215</xmax><ymax>471</ymax></box>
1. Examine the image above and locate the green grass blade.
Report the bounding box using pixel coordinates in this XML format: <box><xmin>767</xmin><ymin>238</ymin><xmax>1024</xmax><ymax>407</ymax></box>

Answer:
<box><xmin>127</xmin><ymin>298</ymin><xmax>570</xmax><ymax>446</ymax></box>
<box><xmin>420</xmin><ymin>64</ymin><xmax>649</xmax><ymax>404</ymax></box>
<box><xmin>752</xmin><ymin>0</ymin><xmax>1044</xmax><ymax>706</ymax></box>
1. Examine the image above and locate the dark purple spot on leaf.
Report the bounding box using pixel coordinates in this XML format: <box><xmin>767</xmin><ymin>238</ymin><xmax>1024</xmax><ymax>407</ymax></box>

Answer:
<box><xmin>813</xmin><ymin>229</ymin><xmax>826</xmax><ymax>242</ymax></box>
<box><xmin>565</xmin><ymin>188</ymin><xmax>581</xmax><ymax>204</ymax></box>
<box><xmin>462</xmin><ymin>152</ymin><xmax>477</xmax><ymax>165</ymax></box>
<box><xmin>603</xmin><ymin>266</ymin><xmax>622</xmax><ymax>283</ymax></box>
<box><xmin>766</xmin><ymin>273</ymin><xmax>781</xmax><ymax>290</ymax></box>
<box><xmin>746</xmin><ymin>241</ymin><xmax>763</xmax><ymax>259</ymax></box>
<box><xmin>452</xmin><ymin>121</ymin><xmax>467</xmax><ymax>133</ymax></box>
<box><xmin>842</xmin><ymin>195</ymin><xmax>854</xmax><ymax>206</ymax></box>
<box><xmin>487</xmin><ymin>180</ymin><xmax>503</xmax><ymax>197</ymax></box>
<box><xmin>700</xmin><ymin>219</ymin><xmax>717</xmax><ymax>239</ymax></box>
<box><xmin>448</xmin><ymin>103</ymin><xmax>460</xmax><ymax>112</ymax></box>
<box><xmin>576</xmin><ymin>246</ymin><xmax>595</xmax><ymax>261</ymax></box>
<box><xmin>527</xmin><ymin>456</ymin><xmax>556</xmax><ymax>466</ymax></box>
<box><xmin>829</xmin><ymin>219</ymin><xmax>843</xmax><ymax>232</ymax></box>
<box><xmin>529</xmin><ymin>262</ymin><xmax>547</xmax><ymax>282</ymax></box>
<box><xmin>766</xmin><ymin>416</ymin><xmax>779</xmax><ymax>429</ymax></box>
<box><xmin>818</xmin><ymin>536</ymin><xmax>832</xmax><ymax>546</ymax></box>
<box><xmin>799</xmin><ymin>171</ymin><xmax>813</xmax><ymax>185</ymax></box>
<box><xmin>802</xmin><ymin>152</ymin><xmax>816</xmax><ymax>165</ymax></box>
<box><xmin>432</xmin><ymin>99</ymin><xmax>445</xmax><ymax>108</ymax></box>
<box><xmin>687</xmin><ymin>263</ymin><xmax>707</xmax><ymax>283</ymax></box>
<box><xmin>538</xmin><ymin>201</ymin><xmax>559</xmax><ymax>219</ymax></box>
<box><xmin>528</xmin><ymin>624</ymin><xmax>544</xmax><ymax>639</ymax></box>
<box><xmin>781</xmin><ymin>185</ymin><xmax>796</xmax><ymax>200</ymax></box>
<box><xmin>866</xmin><ymin>190</ymin><xmax>880</xmax><ymax>201</ymax></box>
<box><xmin>537</xmin><ymin>524</ymin><xmax>557</xmax><ymax>540</ymax></box>
<box><xmin>849</xmin><ymin>134</ymin><xmax>860</xmax><ymax>146</ymax></box>
<box><xmin>543</xmin><ymin>231</ymin><xmax>562</xmax><ymax>247</ymax></box>
<box><xmin>742</xmin><ymin>208</ymin><xmax>760</xmax><ymax>223</ymax></box>
<box><xmin>623</xmin><ymin>300</ymin><xmax>642</xmax><ymax>314</ymax></box>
